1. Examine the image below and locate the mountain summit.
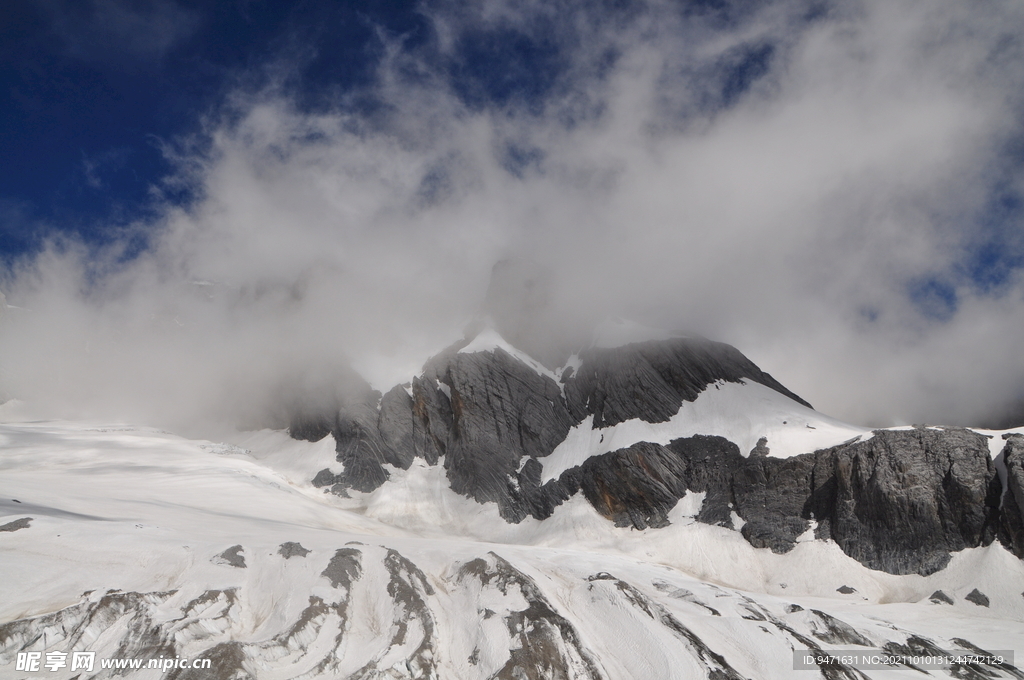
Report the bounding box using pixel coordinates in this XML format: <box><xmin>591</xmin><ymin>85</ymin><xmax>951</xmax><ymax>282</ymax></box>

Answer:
<box><xmin>2</xmin><ymin>327</ymin><xmax>1024</xmax><ymax>679</ymax></box>
<box><xmin>298</xmin><ymin>328</ymin><xmax>1019</xmax><ymax>577</ymax></box>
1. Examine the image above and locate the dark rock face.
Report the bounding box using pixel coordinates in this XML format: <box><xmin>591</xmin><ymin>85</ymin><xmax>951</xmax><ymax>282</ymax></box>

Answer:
<box><xmin>432</xmin><ymin>348</ymin><xmax>574</xmax><ymax>516</ymax></box>
<box><xmin>929</xmin><ymin>590</ymin><xmax>954</xmax><ymax>604</ymax></box>
<box><xmin>292</xmin><ymin>335</ymin><xmax>814</xmax><ymax>507</ymax></box>
<box><xmin>666</xmin><ymin>436</ymin><xmax>747</xmax><ymax>528</ymax></box>
<box><xmin>321</xmin><ymin>548</ymin><xmax>362</xmax><ymax>589</ymax></box>
<box><xmin>455</xmin><ymin>552</ymin><xmax>606</xmax><ymax>680</ymax></box>
<box><xmin>526</xmin><ymin>427</ymin><xmax>1001</xmax><ymax>575</ymax></box>
<box><xmin>410</xmin><ymin>376</ymin><xmax>452</xmax><ymax>465</ymax></box>
<box><xmin>1001</xmin><ymin>434</ymin><xmax>1024</xmax><ymax>558</ymax></box>
<box><xmin>278</xmin><ymin>542</ymin><xmax>310</xmax><ymax>559</ymax></box>
<box><xmin>564</xmin><ymin>338</ymin><xmax>811</xmax><ymax>427</ymax></box>
<box><xmin>291</xmin><ymin>378</ymin><xmax>421</xmax><ymax>494</ymax></box>
<box><xmin>312</xmin><ymin>468</ymin><xmax>336</xmax><ymax>488</ymax></box>
<box><xmin>214</xmin><ymin>545</ymin><xmax>246</xmax><ymax>568</ymax></box>
<box><xmin>965</xmin><ymin>589</ymin><xmax>990</xmax><ymax>607</ymax></box>
<box><xmin>421</xmin><ymin>337</ymin><xmax>816</xmax><ymax>522</ymax></box>
<box><xmin>378</xmin><ymin>385</ymin><xmax>416</xmax><ymax>469</ymax></box>
<box><xmin>287</xmin><ymin>333</ymin><xmax>1014</xmax><ymax>576</ymax></box>
<box><xmin>332</xmin><ymin>392</ymin><xmax>394</xmax><ymax>493</ymax></box>
<box><xmin>808</xmin><ymin>428</ymin><xmax>1001</xmax><ymax>575</ymax></box>
<box><xmin>574</xmin><ymin>441</ymin><xmax>689</xmax><ymax>529</ymax></box>
<box><xmin>734</xmin><ymin>455</ymin><xmax>816</xmax><ymax>553</ymax></box>
<box><xmin>287</xmin><ymin>414</ymin><xmax>333</xmax><ymax>445</ymax></box>
<box><xmin>287</xmin><ymin>371</ymin><xmax>393</xmax><ymax>493</ymax></box>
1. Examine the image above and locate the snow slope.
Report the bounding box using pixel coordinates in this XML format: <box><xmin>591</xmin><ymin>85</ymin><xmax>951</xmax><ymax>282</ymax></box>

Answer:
<box><xmin>455</xmin><ymin>330</ymin><xmax>1022</xmax><ymax>483</ymax></box>
<box><xmin>540</xmin><ymin>379</ymin><xmax>870</xmax><ymax>482</ymax></box>
<box><xmin>453</xmin><ymin>328</ymin><xmax>872</xmax><ymax>479</ymax></box>
<box><xmin>2</xmin><ymin>415</ymin><xmax>1024</xmax><ymax>679</ymax></box>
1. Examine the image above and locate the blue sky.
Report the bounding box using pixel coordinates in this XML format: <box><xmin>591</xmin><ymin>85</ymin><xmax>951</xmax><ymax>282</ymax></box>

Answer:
<box><xmin>1</xmin><ymin>0</ymin><xmax>1024</xmax><ymax>430</ymax></box>
<box><xmin>0</xmin><ymin>0</ymin><xmax>428</xmax><ymax>254</ymax></box>
<box><xmin>0</xmin><ymin>0</ymin><xmax>829</xmax><ymax>255</ymax></box>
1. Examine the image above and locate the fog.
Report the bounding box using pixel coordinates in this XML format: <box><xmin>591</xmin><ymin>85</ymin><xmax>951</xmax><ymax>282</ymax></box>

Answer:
<box><xmin>3</xmin><ymin>0</ymin><xmax>1024</xmax><ymax>434</ymax></box>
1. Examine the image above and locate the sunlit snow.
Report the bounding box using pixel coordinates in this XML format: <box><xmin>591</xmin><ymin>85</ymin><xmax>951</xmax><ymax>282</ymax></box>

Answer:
<box><xmin>540</xmin><ymin>379</ymin><xmax>870</xmax><ymax>482</ymax></box>
<box><xmin>2</xmin><ymin>409</ymin><xmax>1024</xmax><ymax>679</ymax></box>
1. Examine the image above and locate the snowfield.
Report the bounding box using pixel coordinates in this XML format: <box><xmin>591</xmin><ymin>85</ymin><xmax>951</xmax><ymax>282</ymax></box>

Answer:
<box><xmin>538</xmin><ymin>379</ymin><xmax>872</xmax><ymax>482</ymax></box>
<box><xmin>2</xmin><ymin>405</ymin><xmax>1024</xmax><ymax>679</ymax></box>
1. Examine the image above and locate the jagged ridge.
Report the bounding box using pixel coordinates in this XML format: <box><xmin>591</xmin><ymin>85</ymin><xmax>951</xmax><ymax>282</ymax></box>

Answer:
<box><xmin>296</xmin><ymin>332</ymin><xmax>1024</xmax><ymax>576</ymax></box>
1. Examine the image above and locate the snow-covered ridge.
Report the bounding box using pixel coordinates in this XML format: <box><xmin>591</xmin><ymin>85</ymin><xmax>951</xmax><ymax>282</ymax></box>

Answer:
<box><xmin>428</xmin><ymin>328</ymin><xmax>1022</xmax><ymax>489</ymax></box>
<box><xmin>2</xmin><ymin>417</ymin><xmax>1024</xmax><ymax>680</ymax></box>
<box><xmin>1</xmin><ymin>419</ymin><xmax>1021</xmax><ymax>611</ymax></box>
<box><xmin>457</xmin><ymin>326</ymin><xmax>560</xmax><ymax>382</ymax></box>
<box><xmin>540</xmin><ymin>379</ymin><xmax>869</xmax><ymax>482</ymax></box>
<box><xmin>6</xmin><ymin>333</ymin><xmax>1024</xmax><ymax>677</ymax></box>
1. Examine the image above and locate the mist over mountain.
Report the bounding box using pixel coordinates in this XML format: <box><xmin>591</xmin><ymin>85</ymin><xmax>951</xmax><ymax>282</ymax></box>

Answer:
<box><xmin>2</xmin><ymin>0</ymin><xmax>1024</xmax><ymax>435</ymax></box>
<box><xmin>3</xmin><ymin>317</ymin><xmax>1024</xmax><ymax>678</ymax></box>
<box><xmin>5</xmin><ymin>3</ymin><xmax>1024</xmax><ymax>678</ymax></box>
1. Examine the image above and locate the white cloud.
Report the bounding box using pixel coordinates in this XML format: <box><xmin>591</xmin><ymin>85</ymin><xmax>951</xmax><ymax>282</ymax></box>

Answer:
<box><xmin>3</xmin><ymin>0</ymin><xmax>1024</xmax><ymax>433</ymax></box>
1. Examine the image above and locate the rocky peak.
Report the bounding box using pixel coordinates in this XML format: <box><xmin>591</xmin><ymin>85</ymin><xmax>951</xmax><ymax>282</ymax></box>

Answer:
<box><xmin>292</xmin><ymin>328</ymin><xmax>1023</xmax><ymax>576</ymax></box>
<box><xmin>564</xmin><ymin>336</ymin><xmax>812</xmax><ymax>427</ymax></box>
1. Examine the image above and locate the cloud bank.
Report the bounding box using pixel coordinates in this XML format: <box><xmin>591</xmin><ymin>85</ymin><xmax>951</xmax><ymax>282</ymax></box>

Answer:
<box><xmin>3</xmin><ymin>0</ymin><xmax>1024</xmax><ymax>433</ymax></box>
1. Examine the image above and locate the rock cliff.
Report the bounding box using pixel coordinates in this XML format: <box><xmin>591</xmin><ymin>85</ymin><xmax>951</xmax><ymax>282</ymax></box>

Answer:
<box><xmin>295</xmin><ymin>332</ymin><xmax>1020</xmax><ymax>576</ymax></box>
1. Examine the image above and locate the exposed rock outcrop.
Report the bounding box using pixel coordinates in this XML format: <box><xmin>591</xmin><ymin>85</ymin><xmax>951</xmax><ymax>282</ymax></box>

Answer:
<box><xmin>298</xmin><ymin>333</ymin><xmax>820</xmax><ymax>504</ymax></box>
<box><xmin>563</xmin><ymin>338</ymin><xmax>811</xmax><ymax>427</ymax></box>
<box><xmin>287</xmin><ymin>332</ymin><xmax>1013</xmax><ymax>576</ymax></box>
<box><xmin>518</xmin><ymin>426</ymin><xmax>1000</xmax><ymax>575</ymax></box>
<box><xmin>0</xmin><ymin>517</ymin><xmax>31</xmax><ymax>532</ymax></box>
<box><xmin>278</xmin><ymin>542</ymin><xmax>310</xmax><ymax>559</ymax></box>
<box><xmin>213</xmin><ymin>545</ymin><xmax>246</xmax><ymax>568</ymax></box>
<box><xmin>411</xmin><ymin>375</ymin><xmax>453</xmax><ymax>465</ymax></box>
<box><xmin>573</xmin><ymin>441</ymin><xmax>689</xmax><ymax>530</ymax></box>
<box><xmin>435</xmin><ymin>348</ymin><xmax>574</xmax><ymax>516</ymax></box>
<box><xmin>1001</xmin><ymin>434</ymin><xmax>1024</xmax><ymax>557</ymax></box>
<box><xmin>965</xmin><ymin>589</ymin><xmax>990</xmax><ymax>607</ymax></box>
<box><xmin>3</xmin><ymin>544</ymin><xmax>1019</xmax><ymax>680</ymax></box>
<box><xmin>807</xmin><ymin>428</ymin><xmax>1001</xmax><ymax>575</ymax></box>
<box><xmin>378</xmin><ymin>385</ymin><xmax>416</xmax><ymax>469</ymax></box>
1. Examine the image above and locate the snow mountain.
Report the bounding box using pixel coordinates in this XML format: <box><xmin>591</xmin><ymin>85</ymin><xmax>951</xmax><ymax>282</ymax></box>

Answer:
<box><xmin>2</xmin><ymin>328</ymin><xmax>1024</xmax><ymax>679</ymax></box>
<box><xmin>299</xmin><ymin>329</ymin><xmax>1022</xmax><ymax>576</ymax></box>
